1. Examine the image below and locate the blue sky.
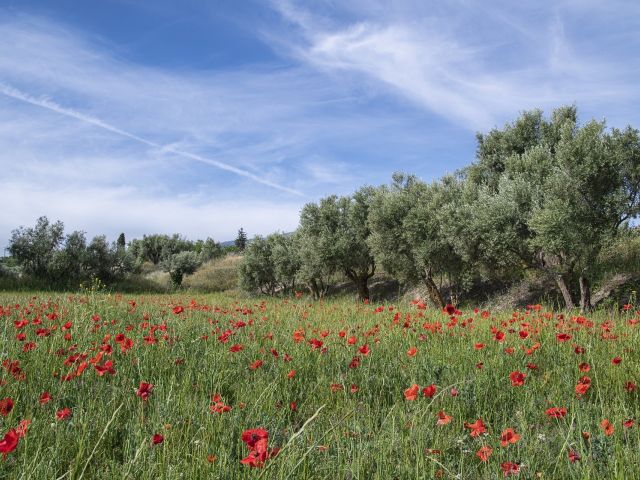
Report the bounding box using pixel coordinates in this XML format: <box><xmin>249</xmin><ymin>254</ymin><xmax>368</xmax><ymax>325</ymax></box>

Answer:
<box><xmin>1</xmin><ymin>0</ymin><xmax>639</xmax><ymax>248</ymax></box>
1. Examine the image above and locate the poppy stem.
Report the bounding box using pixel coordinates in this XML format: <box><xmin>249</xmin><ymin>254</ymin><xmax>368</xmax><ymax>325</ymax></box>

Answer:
<box><xmin>76</xmin><ymin>402</ymin><xmax>124</xmax><ymax>480</ymax></box>
<box><xmin>256</xmin><ymin>404</ymin><xmax>326</xmax><ymax>479</ymax></box>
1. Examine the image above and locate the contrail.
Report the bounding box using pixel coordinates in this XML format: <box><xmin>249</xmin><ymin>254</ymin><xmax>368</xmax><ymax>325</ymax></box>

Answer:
<box><xmin>0</xmin><ymin>82</ymin><xmax>304</xmax><ymax>196</ymax></box>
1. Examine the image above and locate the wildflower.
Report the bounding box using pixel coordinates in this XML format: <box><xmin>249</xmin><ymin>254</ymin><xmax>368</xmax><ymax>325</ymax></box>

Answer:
<box><xmin>568</xmin><ymin>450</ymin><xmax>581</xmax><ymax>463</ymax></box>
<box><xmin>436</xmin><ymin>411</ymin><xmax>452</xmax><ymax>425</ymax></box>
<box><xmin>509</xmin><ymin>371</ymin><xmax>526</xmax><ymax>387</ymax></box>
<box><xmin>39</xmin><ymin>391</ymin><xmax>52</xmax><ymax>405</ymax></box>
<box><xmin>476</xmin><ymin>445</ymin><xmax>492</xmax><ymax>462</ymax></box>
<box><xmin>465</xmin><ymin>418</ymin><xmax>487</xmax><ymax>437</ymax></box>
<box><xmin>600</xmin><ymin>419</ymin><xmax>614</xmax><ymax>436</ymax></box>
<box><xmin>422</xmin><ymin>384</ymin><xmax>437</xmax><ymax>398</ymax></box>
<box><xmin>0</xmin><ymin>429</ymin><xmax>19</xmax><ymax>458</ymax></box>
<box><xmin>249</xmin><ymin>360</ymin><xmax>263</xmax><ymax>370</ymax></box>
<box><xmin>500</xmin><ymin>428</ymin><xmax>521</xmax><ymax>447</ymax></box>
<box><xmin>501</xmin><ymin>462</ymin><xmax>520</xmax><ymax>477</ymax></box>
<box><xmin>136</xmin><ymin>382</ymin><xmax>154</xmax><ymax>401</ymax></box>
<box><xmin>404</xmin><ymin>384</ymin><xmax>419</xmax><ymax>401</ymax></box>
<box><xmin>56</xmin><ymin>408</ymin><xmax>72</xmax><ymax>420</ymax></box>
<box><xmin>575</xmin><ymin>376</ymin><xmax>591</xmax><ymax>396</ymax></box>
<box><xmin>0</xmin><ymin>398</ymin><xmax>13</xmax><ymax>417</ymax></box>
<box><xmin>545</xmin><ymin>407</ymin><xmax>567</xmax><ymax>418</ymax></box>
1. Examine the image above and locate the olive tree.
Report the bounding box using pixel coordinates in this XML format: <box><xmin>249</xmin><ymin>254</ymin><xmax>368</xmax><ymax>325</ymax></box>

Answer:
<box><xmin>238</xmin><ymin>233</ymin><xmax>300</xmax><ymax>295</ymax></box>
<box><xmin>368</xmin><ymin>174</ymin><xmax>467</xmax><ymax>307</ymax></box>
<box><xmin>9</xmin><ymin>216</ymin><xmax>65</xmax><ymax>280</ymax></box>
<box><xmin>297</xmin><ymin>188</ymin><xmax>376</xmax><ymax>301</ymax></box>
<box><xmin>163</xmin><ymin>251</ymin><xmax>201</xmax><ymax>287</ymax></box>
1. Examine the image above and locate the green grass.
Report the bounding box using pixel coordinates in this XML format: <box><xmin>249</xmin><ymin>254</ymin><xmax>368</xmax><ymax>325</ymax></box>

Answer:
<box><xmin>0</xmin><ymin>292</ymin><xmax>638</xmax><ymax>479</ymax></box>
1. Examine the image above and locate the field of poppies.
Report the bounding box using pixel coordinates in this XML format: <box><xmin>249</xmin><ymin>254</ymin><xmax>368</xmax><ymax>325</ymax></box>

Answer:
<box><xmin>0</xmin><ymin>291</ymin><xmax>638</xmax><ymax>479</ymax></box>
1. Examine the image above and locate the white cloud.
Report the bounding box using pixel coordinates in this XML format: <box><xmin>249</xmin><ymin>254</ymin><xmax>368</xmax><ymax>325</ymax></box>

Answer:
<box><xmin>269</xmin><ymin>0</ymin><xmax>640</xmax><ymax>130</ymax></box>
<box><xmin>0</xmin><ymin>182</ymin><xmax>301</xmax><ymax>249</ymax></box>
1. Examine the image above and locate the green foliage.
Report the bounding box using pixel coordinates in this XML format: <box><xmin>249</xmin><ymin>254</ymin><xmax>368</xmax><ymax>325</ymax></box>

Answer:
<box><xmin>238</xmin><ymin>233</ymin><xmax>298</xmax><ymax>295</ymax></box>
<box><xmin>1</xmin><ymin>291</ymin><xmax>640</xmax><ymax>478</ymax></box>
<box><xmin>368</xmin><ymin>174</ymin><xmax>468</xmax><ymax>306</ymax></box>
<box><xmin>8</xmin><ymin>217</ymin><xmax>137</xmax><ymax>288</ymax></box>
<box><xmin>235</xmin><ymin>227</ymin><xmax>248</xmax><ymax>251</ymax></box>
<box><xmin>135</xmin><ymin>234</ymin><xmax>193</xmax><ymax>265</ymax></box>
<box><xmin>297</xmin><ymin>189</ymin><xmax>376</xmax><ymax>300</ymax></box>
<box><xmin>193</xmin><ymin>237</ymin><xmax>224</xmax><ymax>262</ymax></box>
<box><xmin>162</xmin><ymin>251</ymin><xmax>201</xmax><ymax>287</ymax></box>
<box><xmin>9</xmin><ymin>216</ymin><xmax>65</xmax><ymax>280</ymax></box>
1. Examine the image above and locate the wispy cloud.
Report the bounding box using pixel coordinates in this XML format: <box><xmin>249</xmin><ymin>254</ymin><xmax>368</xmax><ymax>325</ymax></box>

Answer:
<box><xmin>268</xmin><ymin>0</ymin><xmax>640</xmax><ymax>130</ymax></box>
<box><xmin>1</xmin><ymin>2</ymin><xmax>638</xmax><ymax>248</ymax></box>
<box><xmin>1</xmin><ymin>82</ymin><xmax>306</xmax><ymax>195</ymax></box>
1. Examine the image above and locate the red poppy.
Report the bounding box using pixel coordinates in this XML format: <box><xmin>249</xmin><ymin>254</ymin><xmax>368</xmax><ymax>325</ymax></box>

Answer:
<box><xmin>0</xmin><ymin>429</ymin><xmax>19</xmax><ymax>458</ymax></box>
<box><xmin>348</xmin><ymin>356</ymin><xmax>361</xmax><ymax>369</ymax></box>
<box><xmin>240</xmin><ymin>428</ymin><xmax>278</xmax><ymax>468</ymax></box>
<box><xmin>612</xmin><ymin>357</ymin><xmax>622</xmax><ymax>365</ymax></box>
<box><xmin>509</xmin><ymin>371</ymin><xmax>526</xmax><ymax>387</ymax></box>
<box><xmin>623</xmin><ymin>419</ymin><xmax>635</xmax><ymax>428</ymax></box>
<box><xmin>476</xmin><ymin>445</ymin><xmax>492</xmax><ymax>462</ymax></box>
<box><xmin>625</xmin><ymin>381</ymin><xmax>637</xmax><ymax>392</ymax></box>
<box><xmin>287</xmin><ymin>369</ymin><xmax>296</xmax><ymax>379</ymax></box>
<box><xmin>152</xmin><ymin>433</ymin><xmax>164</xmax><ymax>445</ymax></box>
<box><xmin>556</xmin><ymin>333</ymin><xmax>572</xmax><ymax>342</ymax></box>
<box><xmin>56</xmin><ymin>408</ymin><xmax>72</xmax><ymax>420</ymax></box>
<box><xmin>545</xmin><ymin>407</ymin><xmax>567</xmax><ymax>418</ymax></box>
<box><xmin>94</xmin><ymin>360</ymin><xmax>116</xmax><ymax>376</ymax></box>
<box><xmin>172</xmin><ymin>306</ymin><xmax>184</xmax><ymax>315</ymax></box>
<box><xmin>229</xmin><ymin>344</ymin><xmax>243</xmax><ymax>352</ymax></box>
<box><xmin>404</xmin><ymin>384</ymin><xmax>419</xmax><ymax>401</ymax></box>
<box><xmin>578</xmin><ymin>362</ymin><xmax>590</xmax><ymax>372</ymax></box>
<box><xmin>575</xmin><ymin>376</ymin><xmax>591</xmax><ymax>396</ymax></box>
<box><xmin>600</xmin><ymin>419</ymin><xmax>614</xmax><ymax>436</ymax></box>
<box><xmin>500</xmin><ymin>462</ymin><xmax>520</xmax><ymax>477</ymax></box>
<box><xmin>407</xmin><ymin>347</ymin><xmax>417</xmax><ymax>357</ymax></box>
<box><xmin>443</xmin><ymin>304</ymin><xmax>456</xmax><ymax>315</ymax></box>
<box><xmin>358</xmin><ymin>344</ymin><xmax>370</xmax><ymax>355</ymax></box>
<box><xmin>568</xmin><ymin>449</ymin><xmax>581</xmax><ymax>463</ymax></box>
<box><xmin>249</xmin><ymin>360</ymin><xmax>263</xmax><ymax>370</ymax></box>
<box><xmin>422</xmin><ymin>384</ymin><xmax>437</xmax><ymax>398</ymax></box>
<box><xmin>465</xmin><ymin>418</ymin><xmax>487</xmax><ymax>437</ymax></box>
<box><xmin>39</xmin><ymin>391</ymin><xmax>52</xmax><ymax>405</ymax></box>
<box><xmin>500</xmin><ymin>428</ymin><xmax>521</xmax><ymax>447</ymax></box>
<box><xmin>436</xmin><ymin>411</ymin><xmax>452</xmax><ymax>425</ymax></box>
<box><xmin>136</xmin><ymin>382</ymin><xmax>154</xmax><ymax>401</ymax></box>
<box><xmin>0</xmin><ymin>398</ymin><xmax>13</xmax><ymax>417</ymax></box>
<box><xmin>241</xmin><ymin>428</ymin><xmax>269</xmax><ymax>450</ymax></box>
<box><xmin>15</xmin><ymin>419</ymin><xmax>30</xmax><ymax>439</ymax></box>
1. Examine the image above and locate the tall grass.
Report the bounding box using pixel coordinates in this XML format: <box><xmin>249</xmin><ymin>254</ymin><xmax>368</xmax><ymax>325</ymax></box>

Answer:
<box><xmin>0</xmin><ymin>292</ymin><xmax>637</xmax><ymax>479</ymax></box>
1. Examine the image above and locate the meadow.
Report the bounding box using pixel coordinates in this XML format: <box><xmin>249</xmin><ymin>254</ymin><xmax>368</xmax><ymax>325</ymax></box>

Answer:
<box><xmin>0</xmin><ymin>291</ymin><xmax>638</xmax><ymax>479</ymax></box>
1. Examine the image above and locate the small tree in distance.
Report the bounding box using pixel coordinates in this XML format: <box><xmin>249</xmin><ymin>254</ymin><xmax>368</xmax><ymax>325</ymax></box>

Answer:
<box><xmin>163</xmin><ymin>251</ymin><xmax>201</xmax><ymax>287</ymax></box>
<box><xmin>235</xmin><ymin>228</ymin><xmax>248</xmax><ymax>252</ymax></box>
<box><xmin>116</xmin><ymin>233</ymin><xmax>126</xmax><ymax>251</ymax></box>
